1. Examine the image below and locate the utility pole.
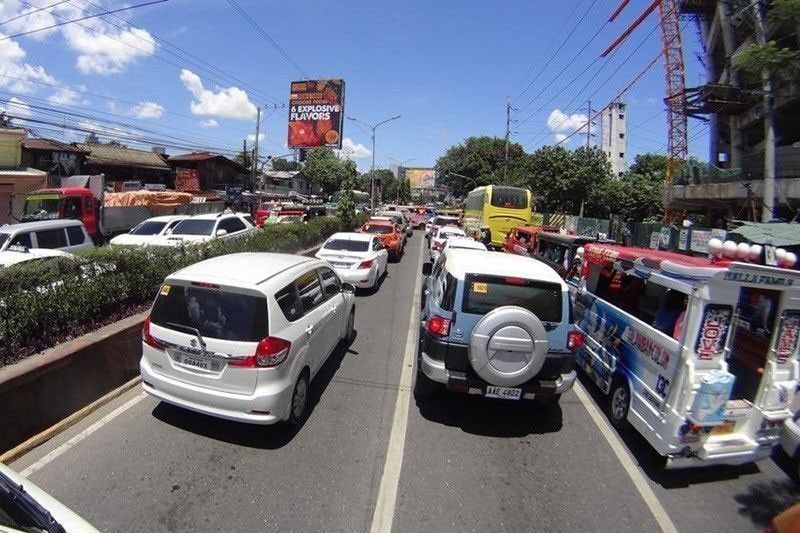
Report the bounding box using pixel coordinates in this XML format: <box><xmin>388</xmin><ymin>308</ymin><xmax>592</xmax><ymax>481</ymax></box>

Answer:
<box><xmin>586</xmin><ymin>100</ymin><xmax>592</xmax><ymax>149</ymax></box>
<box><xmin>750</xmin><ymin>2</ymin><xmax>775</xmax><ymax>222</ymax></box>
<box><xmin>251</xmin><ymin>106</ymin><xmax>261</xmax><ymax>193</ymax></box>
<box><xmin>504</xmin><ymin>97</ymin><xmax>512</xmax><ymax>182</ymax></box>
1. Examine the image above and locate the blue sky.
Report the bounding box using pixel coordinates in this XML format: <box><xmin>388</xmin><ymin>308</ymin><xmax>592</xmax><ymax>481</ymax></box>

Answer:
<box><xmin>0</xmin><ymin>0</ymin><xmax>710</xmax><ymax>171</ymax></box>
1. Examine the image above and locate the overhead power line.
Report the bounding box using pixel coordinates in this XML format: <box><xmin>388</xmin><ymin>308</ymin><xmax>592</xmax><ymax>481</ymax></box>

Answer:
<box><xmin>0</xmin><ymin>0</ymin><xmax>167</xmax><ymax>41</ymax></box>
<box><xmin>225</xmin><ymin>0</ymin><xmax>308</xmax><ymax>79</ymax></box>
<box><xmin>0</xmin><ymin>0</ymin><xmax>70</xmax><ymax>26</ymax></box>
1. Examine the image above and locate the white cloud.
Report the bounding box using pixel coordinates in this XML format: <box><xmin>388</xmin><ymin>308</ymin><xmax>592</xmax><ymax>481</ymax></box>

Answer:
<box><xmin>48</xmin><ymin>87</ymin><xmax>83</xmax><ymax>106</ymax></box>
<box><xmin>0</xmin><ymin>35</ymin><xmax>57</xmax><ymax>93</ymax></box>
<box><xmin>62</xmin><ymin>24</ymin><xmax>156</xmax><ymax>75</ymax></box>
<box><xmin>200</xmin><ymin>119</ymin><xmax>219</xmax><ymax>128</ymax></box>
<box><xmin>0</xmin><ymin>96</ymin><xmax>31</xmax><ymax>120</ymax></box>
<box><xmin>129</xmin><ymin>101</ymin><xmax>164</xmax><ymax>119</ymax></box>
<box><xmin>336</xmin><ymin>137</ymin><xmax>371</xmax><ymax>160</ymax></box>
<box><xmin>247</xmin><ymin>132</ymin><xmax>265</xmax><ymax>143</ymax></box>
<box><xmin>546</xmin><ymin>108</ymin><xmax>594</xmax><ymax>144</ymax></box>
<box><xmin>0</xmin><ymin>1</ymin><xmax>58</xmax><ymax>41</ymax></box>
<box><xmin>180</xmin><ymin>69</ymin><xmax>257</xmax><ymax>120</ymax></box>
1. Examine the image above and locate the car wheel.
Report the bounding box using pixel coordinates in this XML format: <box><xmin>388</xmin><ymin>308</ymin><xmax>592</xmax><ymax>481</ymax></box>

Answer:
<box><xmin>344</xmin><ymin>309</ymin><xmax>355</xmax><ymax>345</ymax></box>
<box><xmin>288</xmin><ymin>371</ymin><xmax>310</xmax><ymax>426</ymax></box>
<box><xmin>608</xmin><ymin>377</ymin><xmax>630</xmax><ymax>429</ymax></box>
<box><xmin>414</xmin><ymin>360</ymin><xmax>439</xmax><ymax>400</ymax></box>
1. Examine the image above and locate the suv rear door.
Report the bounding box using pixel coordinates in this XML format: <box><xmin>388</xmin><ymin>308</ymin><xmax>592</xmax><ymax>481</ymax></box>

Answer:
<box><xmin>146</xmin><ymin>281</ymin><xmax>268</xmax><ymax>395</ymax></box>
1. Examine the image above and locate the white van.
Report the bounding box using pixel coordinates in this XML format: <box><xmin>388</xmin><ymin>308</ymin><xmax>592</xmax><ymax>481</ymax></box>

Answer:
<box><xmin>0</xmin><ymin>220</ymin><xmax>94</xmax><ymax>254</ymax></box>
<box><xmin>574</xmin><ymin>242</ymin><xmax>800</xmax><ymax>468</ymax></box>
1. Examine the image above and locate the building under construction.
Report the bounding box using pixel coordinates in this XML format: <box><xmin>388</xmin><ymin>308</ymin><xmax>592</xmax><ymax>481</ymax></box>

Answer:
<box><xmin>668</xmin><ymin>0</ymin><xmax>800</xmax><ymax>222</ymax></box>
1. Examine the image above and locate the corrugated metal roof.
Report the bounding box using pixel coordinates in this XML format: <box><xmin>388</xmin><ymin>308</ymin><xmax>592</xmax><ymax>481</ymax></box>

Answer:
<box><xmin>22</xmin><ymin>139</ymin><xmax>88</xmax><ymax>153</ymax></box>
<box><xmin>77</xmin><ymin>143</ymin><xmax>169</xmax><ymax>170</ymax></box>
<box><xmin>728</xmin><ymin>222</ymin><xmax>800</xmax><ymax>247</ymax></box>
<box><xmin>167</xmin><ymin>152</ymin><xmax>218</xmax><ymax>162</ymax></box>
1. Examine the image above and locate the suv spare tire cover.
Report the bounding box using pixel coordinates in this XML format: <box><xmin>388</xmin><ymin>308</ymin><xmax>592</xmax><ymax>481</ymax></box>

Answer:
<box><xmin>469</xmin><ymin>306</ymin><xmax>549</xmax><ymax>387</ymax></box>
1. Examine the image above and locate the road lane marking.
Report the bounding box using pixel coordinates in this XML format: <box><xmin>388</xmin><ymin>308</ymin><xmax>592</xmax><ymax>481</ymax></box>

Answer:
<box><xmin>20</xmin><ymin>392</ymin><xmax>147</xmax><ymax>478</ymax></box>
<box><xmin>573</xmin><ymin>381</ymin><xmax>678</xmax><ymax>533</ymax></box>
<box><xmin>370</xmin><ymin>238</ymin><xmax>423</xmax><ymax>533</ymax></box>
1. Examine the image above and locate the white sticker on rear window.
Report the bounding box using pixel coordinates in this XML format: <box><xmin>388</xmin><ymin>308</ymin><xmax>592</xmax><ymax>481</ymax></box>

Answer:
<box><xmin>472</xmin><ymin>282</ymin><xmax>487</xmax><ymax>294</ymax></box>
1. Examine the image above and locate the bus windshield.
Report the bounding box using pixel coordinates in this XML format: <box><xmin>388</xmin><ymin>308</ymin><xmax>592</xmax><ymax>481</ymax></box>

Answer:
<box><xmin>490</xmin><ymin>187</ymin><xmax>528</xmax><ymax>209</ymax></box>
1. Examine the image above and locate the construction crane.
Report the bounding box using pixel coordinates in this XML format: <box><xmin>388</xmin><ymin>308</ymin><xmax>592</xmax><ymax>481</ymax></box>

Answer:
<box><xmin>602</xmin><ymin>0</ymin><xmax>688</xmax><ymax>222</ymax></box>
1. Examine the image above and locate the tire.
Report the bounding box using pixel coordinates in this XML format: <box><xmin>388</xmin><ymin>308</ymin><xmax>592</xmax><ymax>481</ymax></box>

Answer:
<box><xmin>288</xmin><ymin>371</ymin><xmax>310</xmax><ymax>427</ymax></box>
<box><xmin>344</xmin><ymin>308</ymin><xmax>355</xmax><ymax>346</ymax></box>
<box><xmin>608</xmin><ymin>378</ymin><xmax>630</xmax><ymax>429</ymax></box>
<box><xmin>414</xmin><ymin>361</ymin><xmax>439</xmax><ymax>400</ymax></box>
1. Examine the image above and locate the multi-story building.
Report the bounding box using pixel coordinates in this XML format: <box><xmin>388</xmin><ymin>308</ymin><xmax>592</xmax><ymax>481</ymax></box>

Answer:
<box><xmin>669</xmin><ymin>0</ymin><xmax>800</xmax><ymax>222</ymax></box>
<box><xmin>600</xmin><ymin>101</ymin><xmax>628</xmax><ymax>178</ymax></box>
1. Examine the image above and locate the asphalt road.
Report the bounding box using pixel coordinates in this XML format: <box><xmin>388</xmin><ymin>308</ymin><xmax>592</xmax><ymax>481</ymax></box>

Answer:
<box><xmin>9</xmin><ymin>233</ymin><xmax>800</xmax><ymax>532</ymax></box>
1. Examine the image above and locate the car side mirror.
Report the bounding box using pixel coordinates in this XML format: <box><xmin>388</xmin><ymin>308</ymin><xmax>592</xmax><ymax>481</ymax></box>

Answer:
<box><xmin>342</xmin><ymin>282</ymin><xmax>356</xmax><ymax>293</ymax></box>
<box><xmin>422</xmin><ymin>262</ymin><xmax>432</xmax><ymax>276</ymax></box>
<box><xmin>216</xmin><ymin>229</ymin><xmax>228</xmax><ymax>237</ymax></box>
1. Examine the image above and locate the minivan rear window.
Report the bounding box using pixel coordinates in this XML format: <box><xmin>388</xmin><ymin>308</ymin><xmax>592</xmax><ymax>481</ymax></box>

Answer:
<box><xmin>462</xmin><ymin>274</ymin><xmax>562</xmax><ymax>322</ymax></box>
<box><xmin>151</xmin><ymin>284</ymin><xmax>268</xmax><ymax>342</ymax></box>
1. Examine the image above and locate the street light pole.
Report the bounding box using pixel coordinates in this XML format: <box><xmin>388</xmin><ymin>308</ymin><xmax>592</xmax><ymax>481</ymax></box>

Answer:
<box><xmin>348</xmin><ymin>114</ymin><xmax>401</xmax><ymax>210</ymax></box>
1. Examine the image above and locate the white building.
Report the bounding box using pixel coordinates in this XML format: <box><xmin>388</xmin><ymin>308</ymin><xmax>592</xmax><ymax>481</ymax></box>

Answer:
<box><xmin>600</xmin><ymin>101</ymin><xmax>628</xmax><ymax>178</ymax></box>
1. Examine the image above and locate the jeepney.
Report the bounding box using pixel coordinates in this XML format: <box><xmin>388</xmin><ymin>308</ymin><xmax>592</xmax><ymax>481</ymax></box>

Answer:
<box><xmin>574</xmin><ymin>241</ymin><xmax>800</xmax><ymax>468</ymax></box>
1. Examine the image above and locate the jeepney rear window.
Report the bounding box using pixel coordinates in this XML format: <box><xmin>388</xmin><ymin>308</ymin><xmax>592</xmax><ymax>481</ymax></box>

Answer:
<box><xmin>462</xmin><ymin>274</ymin><xmax>562</xmax><ymax>322</ymax></box>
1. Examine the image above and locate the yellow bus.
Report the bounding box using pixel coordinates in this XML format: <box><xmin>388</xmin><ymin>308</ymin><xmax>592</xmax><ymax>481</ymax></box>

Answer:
<box><xmin>464</xmin><ymin>185</ymin><xmax>532</xmax><ymax>248</ymax></box>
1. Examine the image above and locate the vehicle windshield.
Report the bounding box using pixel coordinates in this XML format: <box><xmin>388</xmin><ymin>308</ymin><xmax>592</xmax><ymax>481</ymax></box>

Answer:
<box><xmin>130</xmin><ymin>221</ymin><xmax>167</xmax><ymax>236</ymax></box>
<box><xmin>324</xmin><ymin>239</ymin><xmax>369</xmax><ymax>252</ymax></box>
<box><xmin>433</xmin><ymin>217</ymin><xmax>459</xmax><ymax>226</ymax></box>
<box><xmin>362</xmin><ymin>224</ymin><xmax>393</xmax><ymax>234</ymax></box>
<box><xmin>0</xmin><ymin>234</ymin><xmax>7</xmax><ymax>250</ymax></box>
<box><xmin>150</xmin><ymin>284</ymin><xmax>268</xmax><ymax>342</ymax></box>
<box><xmin>490</xmin><ymin>187</ymin><xmax>528</xmax><ymax>209</ymax></box>
<box><xmin>22</xmin><ymin>195</ymin><xmax>61</xmax><ymax>220</ymax></box>
<box><xmin>462</xmin><ymin>274</ymin><xmax>562</xmax><ymax>322</ymax></box>
<box><xmin>170</xmin><ymin>219</ymin><xmax>216</xmax><ymax>236</ymax></box>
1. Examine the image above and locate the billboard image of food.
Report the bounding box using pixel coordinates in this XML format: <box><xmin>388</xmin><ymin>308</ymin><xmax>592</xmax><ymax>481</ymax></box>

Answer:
<box><xmin>402</xmin><ymin>168</ymin><xmax>436</xmax><ymax>190</ymax></box>
<box><xmin>287</xmin><ymin>79</ymin><xmax>345</xmax><ymax>149</ymax></box>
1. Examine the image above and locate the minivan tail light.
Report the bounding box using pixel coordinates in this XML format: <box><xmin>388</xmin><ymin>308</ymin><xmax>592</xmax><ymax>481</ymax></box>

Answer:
<box><xmin>142</xmin><ymin>316</ymin><xmax>165</xmax><ymax>350</ymax></box>
<box><xmin>230</xmin><ymin>337</ymin><xmax>292</xmax><ymax>368</ymax></box>
<box><xmin>358</xmin><ymin>259</ymin><xmax>374</xmax><ymax>269</ymax></box>
<box><xmin>567</xmin><ymin>331</ymin><xmax>584</xmax><ymax>350</ymax></box>
<box><xmin>427</xmin><ymin>315</ymin><xmax>451</xmax><ymax>337</ymax></box>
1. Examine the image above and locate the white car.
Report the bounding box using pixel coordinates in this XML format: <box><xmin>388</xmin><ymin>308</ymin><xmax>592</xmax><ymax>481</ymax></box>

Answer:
<box><xmin>109</xmin><ymin>215</ymin><xmax>188</xmax><ymax>246</ymax></box>
<box><xmin>153</xmin><ymin>213</ymin><xmax>257</xmax><ymax>247</ymax></box>
<box><xmin>141</xmin><ymin>252</ymin><xmax>356</xmax><ymax>425</ymax></box>
<box><xmin>442</xmin><ymin>236</ymin><xmax>487</xmax><ymax>253</ymax></box>
<box><xmin>429</xmin><ymin>226</ymin><xmax>466</xmax><ymax>262</ymax></box>
<box><xmin>425</xmin><ymin>215</ymin><xmax>460</xmax><ymax>240</ymax></box>
<box><xmin>316</xmin><ymin>232</ymin><xmax>388</xmax><ymax>290</ymax></box>
<box><xmin>0</xmin><ymin>461</ymin><xmax>98</xmax><ymax>532</ymax></box>
<box><xmin>0</xmin><ymin>220</ymin><xmax>93</xmax><ymax>254</ymax></box>
<box><xmin>0</xmin><ymin>246</ymin><xmax>72</xmax><ymax>269</ymax></box>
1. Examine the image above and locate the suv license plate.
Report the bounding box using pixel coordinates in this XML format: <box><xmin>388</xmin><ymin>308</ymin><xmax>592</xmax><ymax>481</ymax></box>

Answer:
<box><xmin>485</xmin><ymin>386</ymin><xmax>522</xmax><ymax>400</ymax></box>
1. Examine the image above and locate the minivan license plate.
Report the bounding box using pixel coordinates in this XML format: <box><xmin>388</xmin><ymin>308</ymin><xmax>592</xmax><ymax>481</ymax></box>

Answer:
<box><xmin>183</xmin><ymin>356</ymin><xmax>209</xmax><ymax>370</ymax></box>
<box><xmin>485</xmin><ymin>386</ymin><xmax>522</xmax><ymax>400</ymax></box>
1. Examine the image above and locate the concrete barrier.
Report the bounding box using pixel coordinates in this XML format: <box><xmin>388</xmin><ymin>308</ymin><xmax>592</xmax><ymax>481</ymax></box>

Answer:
<box><xmin>0</xmin><ymin>243</ymin><xmax>325</xmax><ymax>456</ymax></box>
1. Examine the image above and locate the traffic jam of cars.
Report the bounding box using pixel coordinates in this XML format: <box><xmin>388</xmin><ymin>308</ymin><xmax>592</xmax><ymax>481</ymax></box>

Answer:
<box><xmin>4</xmin><ymin>189</ymin><xmax>800</xmax><ymax>530</ymax></box>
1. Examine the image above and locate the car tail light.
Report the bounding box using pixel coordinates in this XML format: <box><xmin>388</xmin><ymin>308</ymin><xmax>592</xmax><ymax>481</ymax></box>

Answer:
<box><xmin>358</xmin><ymin>259</ymin><xmax>374</xmax><ymax>269</ymax></box>
<box><xmin>230</xmin><ymin>337</ymin><xmax>292</xmax><ymax>368</ymax></box>
<box><xmin>142</xmin><ymin>316</ymin><xmax>165</xmax><ymax>350</ymax></box>
<box><xmin>427</xmin><ymin>315</ymin><xmax>451</xmax><ymax>337</ymax></box>
<box><xmin>567</xmin><ymin>331</ymin><xmax>584</xmax><ymax>350</ymax></box>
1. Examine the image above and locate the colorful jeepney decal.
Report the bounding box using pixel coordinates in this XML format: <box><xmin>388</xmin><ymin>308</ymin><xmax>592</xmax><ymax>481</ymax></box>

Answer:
<box><xmin>776</xmin><ymin>311</ymin><xmax>800</xmax><ymax>365</ymax></box>
<box><xmin>575</xmin><ymin>291</ymin><xmax>681</xmax><ymax>401</ymax></box>
<box><xmin>695</xmin><ymin>305</ymin><xmax>732</xmax><ymax>360</ymax></box>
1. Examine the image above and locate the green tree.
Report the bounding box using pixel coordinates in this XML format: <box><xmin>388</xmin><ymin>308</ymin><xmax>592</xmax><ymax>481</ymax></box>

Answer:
<box><xmin>336</xmin><ymin>173</ymin><xmax>357</xmax><ymax>229</ymax></box>
<box><xmin>359</xmin><ymin>169</ymin><xmax>397</xmax><ymax>201</ymax></box>
<box><xmin>732</xmin><ymin>0</ymin><xmax>800</xmax><ymax>81</ymax></box>
<box><xmin>434</xmin><ymin>136</ymin><xmax>526</xmax><ymax>195</ymax></box>
<box><xmin>586</xmin><ymin>153</ymin><xmax>665</xmax><ymax>221</ymax></box>
<box><xmin>301</xmin><ymin>147</ymin><xmax>358</xmax><ymax>195</ymax></box>
<box><xmin>233</xmin><ymin>149</ymin><xmax>252</xmax><ymax>171</ymax></box>
<box><xmin>398</xmin><ymin>177</ymin><xmax>412</xmax><ymax>204</ymax></box>
<box><xmin>271</xmin><ymin>157</ymin><xmax>301</xmax><ymax>171</ymax></box>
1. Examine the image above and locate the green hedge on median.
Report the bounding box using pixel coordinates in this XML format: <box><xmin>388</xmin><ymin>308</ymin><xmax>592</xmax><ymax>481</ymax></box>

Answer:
<box><xmin>0</xmin><ymin>216</ymin><xmax>343</xmax><ymax>367</ymax></box>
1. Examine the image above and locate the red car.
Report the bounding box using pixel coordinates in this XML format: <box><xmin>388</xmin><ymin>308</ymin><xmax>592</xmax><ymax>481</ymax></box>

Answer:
<box><xmin>360</xmin><ymin>220</ymin><xmax>404</xmax><ymax>258</ymax></box>
<box><xmin>503</xmin><ymin>225</ymin><xmax>559</xmax><ymax>256</ymax></box>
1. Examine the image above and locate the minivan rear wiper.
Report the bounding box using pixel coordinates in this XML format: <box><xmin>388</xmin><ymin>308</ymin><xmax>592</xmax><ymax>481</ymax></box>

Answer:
<box><xmin>166</xmin><ymin>322</ymin><xmax>208</xmax><ymax>351</ymax></box>
<box><xmin>0</xmin><ymin>471</ymin><xmax>66</xmax><ymax>533</ymax></box>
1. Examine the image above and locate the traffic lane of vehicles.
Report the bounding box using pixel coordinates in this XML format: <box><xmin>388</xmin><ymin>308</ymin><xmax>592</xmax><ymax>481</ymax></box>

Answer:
<box><xmin>9</xmin><ymin>238</ymin><xmax>424</xmax><ymax>533</ymax></box>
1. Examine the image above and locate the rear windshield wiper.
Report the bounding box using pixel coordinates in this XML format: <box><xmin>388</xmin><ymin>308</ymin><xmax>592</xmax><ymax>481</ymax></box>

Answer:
<box><xmin>0</xmin><ymin>471</ymin><xmax>66</xmax><ymax>533</ymax></box>
<box><xmin>165</xmin><ymin>322</ymin><xmax>209</xmax><ymax>350</ymax></box>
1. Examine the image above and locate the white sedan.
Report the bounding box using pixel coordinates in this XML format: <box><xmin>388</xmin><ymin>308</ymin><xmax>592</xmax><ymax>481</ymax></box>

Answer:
<box><xmin>443</xmin><ymin>236</ymin><xmax>487</xmax><ymax>253</ymax></box>
<box><xmin>316</xmin><ymin>232</ymin><xmax>388</xmax><ymax>290</ymax></box>
<box><xmin>109</xmin><ymin>215</ymin><xmax>188</xmax><ymax>246</ymax></box>
<box><xmin>0</xmin><ymin>246</ymin><xmax>73</xmax><ymax>269</ymax></box>
<box><xmin>429</xmin><ymin>226</ymin><xmax>466</xmax><ymax>262</ymax></box>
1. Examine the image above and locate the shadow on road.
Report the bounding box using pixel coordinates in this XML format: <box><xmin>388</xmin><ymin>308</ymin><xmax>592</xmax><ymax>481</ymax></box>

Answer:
<box><xmin>150</xmin><ymin>332</ymin><xmax>354</xmax><ymax>450</ymax></box>
<box><xmin>356</xmin><ymin>269</ymin><xmax>389</xmax><ymax>297</ymax></box>
<box><xmin>733</xmin><ymin>478</ymin><xmax>800</xmax><ymax>528</ymax></box>
<box><xmin>415</xmin><ymin>392</ymin><xmax>563</xmax><ymax>438</ymax></box>
<box><xmin>575</xmin><ymin>372</ymin><xmax>763</xmax><ymax>488</ymax></box>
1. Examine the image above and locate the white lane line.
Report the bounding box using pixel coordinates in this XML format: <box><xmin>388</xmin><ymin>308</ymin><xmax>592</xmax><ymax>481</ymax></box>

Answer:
<box><xmin>20</xmin><ymin>392</ymin><xmax>147</xmax><ymax>478</ymax></box>
<box><xmin>572</xmin><ymin>381</ymin><xmax>678</xmax><ymax>533</ymax></box>
<box><xmin>370</xmin><ymin>240</ymin><xmax>423</xmax><ymax>533</ymax></box>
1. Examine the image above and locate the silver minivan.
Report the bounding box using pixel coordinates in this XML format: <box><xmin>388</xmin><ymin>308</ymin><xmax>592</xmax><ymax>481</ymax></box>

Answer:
<box><xmin>0</xmin><ymin>220</ymin><xmax>94</xmax><ymax>254</ymax></box>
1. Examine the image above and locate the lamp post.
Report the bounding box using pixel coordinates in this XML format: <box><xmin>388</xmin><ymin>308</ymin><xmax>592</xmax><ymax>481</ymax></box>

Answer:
<box><xmin>388</xmin><ymin>157</ymin><xmax>416</xmax><ymax>203</ymax></box>
<box><xmin>347</xmin><ymin>114</ymin><xmax>401</xmax><ymax>210</ymax></box>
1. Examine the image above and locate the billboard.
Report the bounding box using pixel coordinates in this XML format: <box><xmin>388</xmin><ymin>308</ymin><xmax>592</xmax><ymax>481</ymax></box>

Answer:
<box><xmin>175</xmin><ymin>168</ymin><xmax>200</xmax><ymax>191</ymax></box>
<box><xmin>287</xmin><ymin>79</ymin><xmax>345</xmax><ymax>149</ymax></box>
<box><xmin>402</xmin><ymin>167</ymin><xmax>436</xmax><ymax>190</ymax></box>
